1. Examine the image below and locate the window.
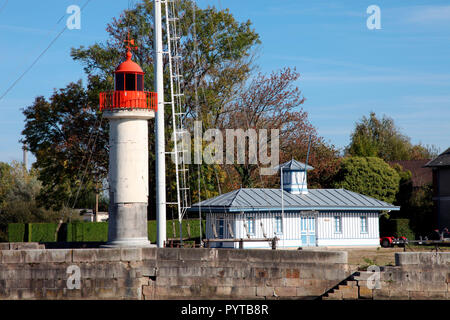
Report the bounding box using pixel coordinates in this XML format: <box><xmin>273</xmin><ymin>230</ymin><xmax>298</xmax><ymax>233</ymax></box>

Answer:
<box><xmin>137</xmin><ymin>74</ymin><xmax>144</xmax><ymax>91</ymax></box>
<box><xmin>275</xmin><ymin>216</ymin><xmax>283</xmax><ymax>234</ymax></box>
<box><xmin>334</xmin><ymin>216</ymin><xmax>342</xmax><ymax>233</ymax></box>
<box><xmin>246</xmin><ymin>217</ymin><xmax>255</xmax><ymax>235</ymax></box>
<box><xmin>218</xmin><ymin>218</ymin><xmax>224</xmax><ymax>238</ymax></box>
<box><xmin>115</xmin><ymin>73</ymin><xmax>124</xmax><ymax>91</ymax></box>
<box><xmin>360</xmin><ymin>216</ymin><xmax>368</xmax><ymax>233</ymax></box>
<box><xmin>125</xmin><ymin>73</ymin><xmax>136</xmax><ymax>91</ymax></box>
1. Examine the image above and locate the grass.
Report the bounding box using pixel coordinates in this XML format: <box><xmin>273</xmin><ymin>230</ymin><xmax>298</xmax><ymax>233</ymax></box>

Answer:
<box><xmin>330</xmin><ymin>246</ymin><xmax>450</xmax><ymax>270</ymax></box>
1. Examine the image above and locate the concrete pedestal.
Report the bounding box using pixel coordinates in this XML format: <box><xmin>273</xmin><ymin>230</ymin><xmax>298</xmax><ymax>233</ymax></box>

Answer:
<box><xmin>103</xmin><ymin>109</ymin><xmax>155</xmax><ymax>248</ymax></box>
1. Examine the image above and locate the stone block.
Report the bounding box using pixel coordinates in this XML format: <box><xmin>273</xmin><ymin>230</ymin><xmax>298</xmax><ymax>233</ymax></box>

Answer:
<box><xmin>372</xmin><ymin>288</ymin><xmax>390</xmax><ymax>300</ymax></box>
<box><xmin>10</xmin><ymin>242</ymin><xmax>41</xmax><ymax>250</ymax></box>
<box><xmin>247</xmin><ymin>249</ymin><xmax>280</xmax><ymax>263</ymax></box>
<box><xmin>23</xmin><ymin>250</ymin><xmax>47</xmax><ymax>263</ymax></box>
<box><xmin>72</xmin><ymin>249</ymin><xmax>97</xmax><ymax>262</ymax></box>
<box><xmin>1</xmin><ymin>250</ymin><xmax>24</xmax><ymax>264</ymax></box>
<box><xmin>279</xmin><ymin>250</ymin><xmax>347</xmax><ymax>264</ymax></box>
<box><xmin>120</xmin><ymin>248</ymin><xmax>142</xmax><ymax>261</ymax></box>
<box><xmin>96</xmin><ymin>248</ymin><xmax>121</xmax><ymax>262</ymax></box>
<box><xmin>142</xmin><ymin>284</ymin><xmax>155</xmax><ymax>299</ymax></box>
<box><xmin>284</xmin><ymin>278</ymin><xmax>302</xmax><ymax>287</ymax></box>
<box><xmin>388</xmin><ymin>289</ymin><xmax>409</xmax><ymax>300</ymax></box>
<box><xmin>230</xmin><ymin>286</ymin><xmax>257</xmax><ymax>297</ymax></box>
<box><xmin>47</xmin><ymin>249</ymin><xmax>72</xmax><ymax>263</ymax></box>
<box><xmin>141</xmin><ymin>247</ymin><xmax>157</xmax><ymax>260</ymax></box>
<box><xmin>216</xmin><ymin>286</ymin><xmax>232</xmax><ymax>296</ymax></box>
<box><xmin>395</xmin><ymin>252</ymin><xmax>419</xmax><ymax>266</ymax></box>
<box><xmin>0</xmin><ymin>243</ymin><xmax>10</xmax><ymax>250</ymax></box>
<box><xmin>179</xmin><ymin>248</ymin><xmax>217</xmax><ymax>262</ymax></box>
<box><xmin>285</xmin><ymin>268</ymin><xmax>300</xmax><ymax>279</ymax></box>
<box><xmin>139</xmin><ymin>260</ymin><xmax>157</xmax><ymax>277</ymax></box>
<box><xmin>264</xmin><ymin>278</ymin><xmax>286</xmax><ymax>287</ymax></box>
<box><xmin>95</xmin><ymin>287</ymin><xmax>117</xmax><ymax>299</ymax></box>
<box><xmin>419</xmin><ymin>253</ymin><xmax>450</xmax><ymax>265</ymax></box>
<box><xmin>157</xmin><ymin>266</ymin><xmax>179</xmax><ymax>277</ymax></box>
<box><xmin>409</xmin><ymin>291</ymin><xmax>428</xmax><ymax>300</ymax></box>
<box><xmin>341</xmin><ymin>287</ymin><xmax>358</xmax><ymax>300</ymax></box>
<box><xmin>117</xmin><ymin>286</ymin><xmax>140</xmax><ymax>300</ymax></box>
<box><xmin>217</xmin><ymin>249</ymin><xmax>249</xmax><ymax>262</ymax></box>
<box><xmin>256</xmin><ymin>286</ymin><xmax>273</xmax><ymax>297</ymax></box>
<box><xmin>359</xmin><ymin>286</ymin><xmax>373</xmax><ymax>299</ymax></box>
<box><xmin>427</xmin><ymin>291</ymin><xmax>447</xmax><ymax>300</ymax></box>
<box><xmin>273</xmin><ymin>286</ymin><xmax>296</xmax><ymax>297</ymax></box>
<box><xmin>42</xmin><ymin>288</ymin><xmax>62</xmax><ymax>299</ymax></box>
<box><xmin>157</xmin><ymin>248</ymin><xmax>180</xmax><ymax>261</ymax></box>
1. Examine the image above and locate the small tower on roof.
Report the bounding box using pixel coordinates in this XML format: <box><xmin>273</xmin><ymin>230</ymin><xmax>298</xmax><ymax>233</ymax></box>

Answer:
<box><xmin>99</xmin><ymin>34</ymin><xmax>157</xmax><ymax>247</ymax></box>
<box><xmin>277</xmin><ymin>159</ymin><xmax>314</xmax><ymax>195</ymax></box>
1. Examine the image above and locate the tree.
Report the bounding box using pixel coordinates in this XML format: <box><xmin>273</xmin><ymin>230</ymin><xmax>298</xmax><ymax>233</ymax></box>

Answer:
<box><xmin>332</xmin><ymin>157</ymin><xmax>401</xmax><ymax>204</ymax></box>
<box><xmin>0</xmin><ymin>162</ymin><xmax>60</xmax><ymax>241</ymax></box>
<box><xmin>22</xmin><ymin>0</ymin><xmax>260</xmax><ymax>217</ymax></box>
<box><xmin>22</xmin><ymin>80</ymin><xmax>108</xmax><ymax>211</ymax></box>
<box><xmin>347</xmin><ymin>112</ymin><xmax>438</xmax><ymax>161</ymax></box>
<box><xmin>214</xmin><ymin>67</ymin><xmax>340</xmax><ymax>190</ymax></box>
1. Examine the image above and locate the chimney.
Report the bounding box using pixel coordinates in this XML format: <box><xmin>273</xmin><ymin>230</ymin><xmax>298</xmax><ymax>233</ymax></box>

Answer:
<box><xmin>278</xmin><ymin>159</ymin><xmax>314</xmax><ymax>195</ymax></box>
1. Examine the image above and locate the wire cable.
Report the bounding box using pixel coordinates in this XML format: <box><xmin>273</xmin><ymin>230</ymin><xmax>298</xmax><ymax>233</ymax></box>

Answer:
<box><xmin>0</xmin><ymin>0</ymin><xmax>92</xmax><ymax>102</ymax></box>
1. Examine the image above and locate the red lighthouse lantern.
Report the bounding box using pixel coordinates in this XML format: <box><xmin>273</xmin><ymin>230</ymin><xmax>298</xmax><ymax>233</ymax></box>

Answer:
<box><xmin>99</xmin><ymin>35</ymin><xmax>157</xmax><ymax>111</ymax></box>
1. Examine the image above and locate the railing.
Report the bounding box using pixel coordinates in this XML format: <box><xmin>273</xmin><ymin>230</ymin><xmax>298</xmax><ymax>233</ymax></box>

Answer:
<box><xmin>99</xmin><ymin>91</ymin><xmax>157</xmax><ymax>111</ymax></box>
<box><xmin>203</xmin><ymin>237</ymin><xmax>279</xmax><ymax>250</ymax></box>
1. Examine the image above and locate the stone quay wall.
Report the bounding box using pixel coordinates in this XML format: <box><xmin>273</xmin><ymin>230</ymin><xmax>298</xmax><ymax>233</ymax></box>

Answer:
<box><xmin>368</xmin><ymin>252</ymin><xmax>450</xmax><ymax>300</ymax></box>
<box><xmin>0</xmin><ymin>245</ymin><xmax>349</xmax><ymax>300</ymax></box>
<box><xmin>323</xmin><ymin>252</ymin><xmax>450</xmax><ymax>300</ymax></box>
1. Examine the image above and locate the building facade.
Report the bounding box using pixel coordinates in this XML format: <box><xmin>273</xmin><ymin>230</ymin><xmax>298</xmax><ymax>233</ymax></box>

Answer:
<box><xmin>191</xmin><ymin>159</ymin><xmax>399</xmax><ymax>249</ymax></box>
<box><xmin>425</xmin><ymin>148</ymin><xmax>450</xmax><ymax>230</ymax></box>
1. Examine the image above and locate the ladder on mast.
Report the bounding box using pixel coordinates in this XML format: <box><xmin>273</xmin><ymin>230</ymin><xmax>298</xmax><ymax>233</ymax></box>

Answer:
<box><xmin>163</xmin><ymin>0</ymin><xmax>191</xmax><ymax>244</ymax></box>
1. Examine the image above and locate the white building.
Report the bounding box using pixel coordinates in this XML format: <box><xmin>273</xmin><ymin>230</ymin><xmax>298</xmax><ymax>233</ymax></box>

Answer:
<box><xmin>190</xmin><ymin>159</ymin><xmax>399</xmax><ymax>249</ymax></box>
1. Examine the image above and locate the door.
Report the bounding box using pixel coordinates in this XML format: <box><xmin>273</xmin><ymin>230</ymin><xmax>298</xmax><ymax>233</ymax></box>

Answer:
<box><xmin>300</xmin><ymin>216</ymin><xmax>316</xmax><ymax>246</ymax></box>
<box><xmin>217</xmin><ymin>218</ymin><xmax>224</xmax><ymax>248</ymax></box>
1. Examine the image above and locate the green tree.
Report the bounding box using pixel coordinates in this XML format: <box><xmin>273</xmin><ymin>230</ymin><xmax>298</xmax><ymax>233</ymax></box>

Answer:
<box><xmin>22</xmin><ymin>81</ymin><xmax>108</xmax><ymax>211</ymax></box>
<box><xmin>347</xmin><ymin>112</ymin><xmax>438</xmax><ymax>161</ymax></box>
<box><xmin>0</xmin><ymin>162</ymin><xmax>60</xmax><ymax>241</ymax></box>
<box><xmin>22</xmin><ymin>0</ymin><xmax>260</xmax><ymax>217</ymax></box>
<box><xmin>332</xmin><ymin>157</ymin><xmax>401</xmax><ymax>204</ymax></box>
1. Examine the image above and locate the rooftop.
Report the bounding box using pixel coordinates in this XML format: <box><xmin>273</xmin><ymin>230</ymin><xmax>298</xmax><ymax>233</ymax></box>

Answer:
<box><xmin>189</xmin><ymin>188</ymin><xmax>399</xmax><ymax>213</ymax></box>
<box><xmin>388</xmin><ymin>159</ymin><xmax>432</xmax><ymax>188</ymax></box>
<box><xmin>425</xmin><ymin>147</ymin><xmax>450</xmax><ymax>168</ymax></box>
<box><xmin>274</xmin><ymin>159</ymin><xmax>314</xmax><ymax>171</ymax></box>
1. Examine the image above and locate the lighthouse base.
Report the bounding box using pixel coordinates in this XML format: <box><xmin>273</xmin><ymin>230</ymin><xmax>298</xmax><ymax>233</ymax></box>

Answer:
<box><xmin>103</xmin><ymin>202</ymin><xmax>154</xmax><ymax>248</ymax></box>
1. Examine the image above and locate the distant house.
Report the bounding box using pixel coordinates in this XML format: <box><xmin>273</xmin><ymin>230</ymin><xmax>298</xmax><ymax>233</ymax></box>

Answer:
<box><xmin>425</xmin><ymin>148</ymin><xmax>450</xmax><ymax>230</ymax></box>
<box><xmin>189</xmin><ymin>159</ymin><xmax>399</xmax><ymax>249</ymax></box>
<box><xmin>388</xmin><ymin>159</ymin><xmax>432</xmax><ymax>189</ymax></box>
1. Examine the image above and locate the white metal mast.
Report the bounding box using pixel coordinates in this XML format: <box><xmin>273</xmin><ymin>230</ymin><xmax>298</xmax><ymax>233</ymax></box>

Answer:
<box><xmin>154</xmin><ymin>0</ymin><xmax>166</xmax><ymax>248</ymax></box>
<box><xmin>164</xmin><ymin>0</ymin><xmax>190</xmax><ymax>244</ymax></box>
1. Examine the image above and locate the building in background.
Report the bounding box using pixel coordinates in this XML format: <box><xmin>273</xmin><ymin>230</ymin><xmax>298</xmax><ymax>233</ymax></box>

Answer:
<box><xmin>190</xmin><ymin>159</ymin><xmax>399</xmax><ymax>249</ymax></box>
<box><xmin>425</xmin><ymin>148</ymin><xmax>450</xmax><ymax>230</ymax></box>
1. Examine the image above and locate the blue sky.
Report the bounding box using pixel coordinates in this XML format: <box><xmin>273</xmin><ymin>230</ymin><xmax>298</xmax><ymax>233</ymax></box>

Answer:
<box><xmin>1</xmin><ymin>0</ymin><xmax>449</xmax><ymax>166</ymax></box>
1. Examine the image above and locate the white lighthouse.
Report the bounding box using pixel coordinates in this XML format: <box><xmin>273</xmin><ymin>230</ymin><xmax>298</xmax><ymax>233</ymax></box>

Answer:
<box><xmin>99</xmin><ymin>37</ymin><xmax>157</xmax><ymax>247</ymax></box>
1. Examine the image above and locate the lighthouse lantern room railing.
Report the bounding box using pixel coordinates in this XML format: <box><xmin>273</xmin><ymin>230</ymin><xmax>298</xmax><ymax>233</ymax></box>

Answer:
<box><xmin>99</xmin><ymin>91</ymin><xmax>157</xmax><ymax>111</ymax></box>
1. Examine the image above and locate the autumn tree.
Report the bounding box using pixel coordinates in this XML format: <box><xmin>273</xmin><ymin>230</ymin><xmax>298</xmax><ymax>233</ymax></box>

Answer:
<box><xmin>215</xmin><ymin>67</ymin><xmax>340</xmax><ymax>189</ymax></box>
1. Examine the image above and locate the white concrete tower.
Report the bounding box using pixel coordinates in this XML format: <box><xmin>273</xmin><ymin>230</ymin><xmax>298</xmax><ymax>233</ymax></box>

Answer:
<box><xmin>99</xmin><ymin>36</ymin><xmax>157</xmax><ymax>247</ymax></box>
